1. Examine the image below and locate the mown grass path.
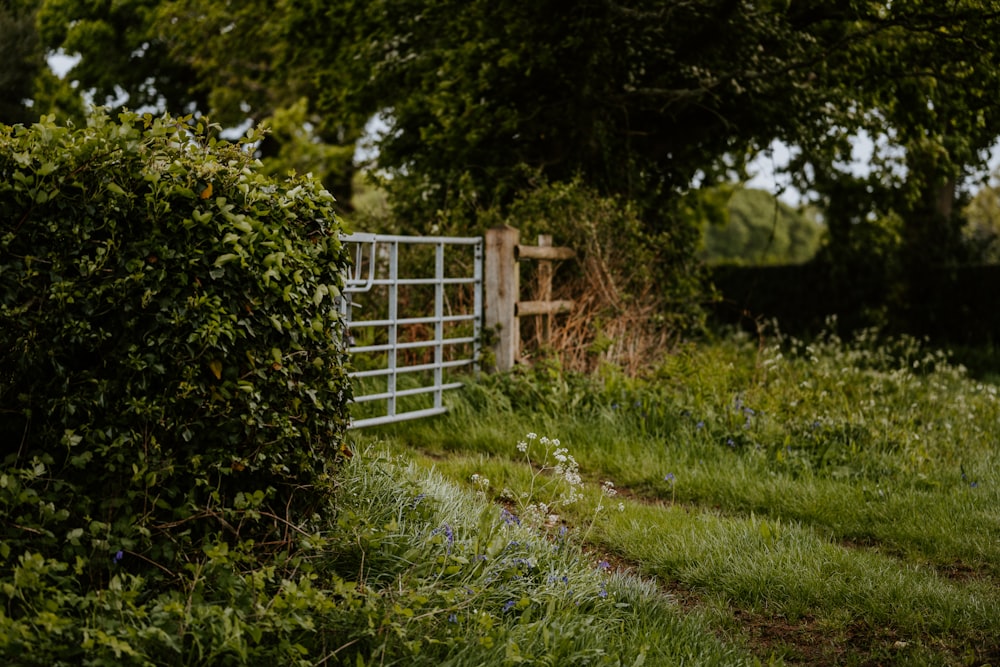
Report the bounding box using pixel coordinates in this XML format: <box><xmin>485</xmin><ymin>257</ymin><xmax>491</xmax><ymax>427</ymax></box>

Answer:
<box><xmin>352</xmin><ymin>330</ymin><xmax>1000</xmax><ymax>665</ymax></box>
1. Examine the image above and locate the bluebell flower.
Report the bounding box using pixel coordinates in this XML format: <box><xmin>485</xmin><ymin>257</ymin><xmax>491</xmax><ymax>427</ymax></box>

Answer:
<box><xmin>448</xmin><ymin>613</ymin><xmax>458</xmax><ymax>624</ymax></box>
<box><xmin>696</xmin><ymin>421</ymin><xmax>705</xmax><ymax>430</ymax></box>
<box><xmin>597</xmin><ymin>560</ymin><xmax>610</xmax><ymax>571</ymax></box>
<box><xmin>664</xmin><ymin>473</ymin><xmax>675</xmax><ymax>484</ymax></box>
<box><xmin>503</xmin><ymin>600</ymin><xmax>515</xmax><ymax>612</ymax></box>
<box><xmin>501</xmin><ymin>508</ymin><xmax>520</xmax><ymax>526</ymax></box>
<box><xmin>431</xmin><ymin>524</ymin><xmax>455</xmax><ymax>553</ymax></box>
<box><xmin>113</xmin><ymin>550</ymin><xmax>124</xmax><ymax>564</ymax></box>
<box><xmin>598</xmin><ymin>585</ymin><xmax>608</xmax><ymax>599</ymax></box>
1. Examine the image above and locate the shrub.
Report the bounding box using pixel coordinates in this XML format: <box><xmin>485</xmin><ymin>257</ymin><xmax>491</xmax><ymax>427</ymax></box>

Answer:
<box><xmin>504</xmin><ymin>180</ymin><xmax>707</xmax><ymax>374</ymax></box>
<box><xmin>0</xmin><ymin>111</ymin><xmax>351</xmax><ymax>598</ymax></box>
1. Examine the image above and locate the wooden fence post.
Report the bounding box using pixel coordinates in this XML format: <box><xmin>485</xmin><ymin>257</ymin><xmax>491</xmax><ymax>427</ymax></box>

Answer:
<box><xmin>485</xmin><ymin>226</ymin><xmax>575</xmax><ymax>372</ymax></box>
<box><xmin>536</xmin><ymin>234</ymin><xmax>553</xmax><ymax>347</ymax></box>
<box><xmin>485</xmin><ymin>225</ymin><xmax>520</xmax><ymax>372</ymax></box>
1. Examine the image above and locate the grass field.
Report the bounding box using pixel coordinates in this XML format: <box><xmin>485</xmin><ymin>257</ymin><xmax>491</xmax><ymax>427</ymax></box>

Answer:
<box><xmin>345</xmin><ymin>327</ymin><xmax>1000</xmax><ymax>665</ymax></box>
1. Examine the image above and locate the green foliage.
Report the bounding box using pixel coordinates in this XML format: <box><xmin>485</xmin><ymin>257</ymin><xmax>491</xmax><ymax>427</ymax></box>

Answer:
<box><xmin>702</xmin><ymin>188</ymin><xmax>823</xmax><ymax>265</ymax></box>
<box><xmin>25</xmin><ymin>0</ymin><xmax>1000</xmax><ymax>340</ymax></box>
<box><xmin>963</xmin><ymin>182</ymin><xmax>1000</xmax><ymax>263</ymax></box>
<box><xmin>0</xmin><ymin>110</ymin><xmax>352</xmax><ymax>632</ymax></box>
<box><xmin>507</xmin><ymin>179</ymin><xmax>706</xmax><ymax>334</ymax></box>
<box><xmin>0</xmin><ymin>1</ymin><xmax>44</xmax><ymax>125</ymax></box>
<box><xmin>288</xmin><ymin>0</ymin><xmax>840</xmax><ymax>226</ymax></box>
<box><xmin>379</xmin><ymin>327</ymin><xmax>1000</xmax><ymax>663</ymax></box>
<box><xmin>36</xmin><ymin>0</ymin><xmax>196</xmax><ymax>114</ymax></box>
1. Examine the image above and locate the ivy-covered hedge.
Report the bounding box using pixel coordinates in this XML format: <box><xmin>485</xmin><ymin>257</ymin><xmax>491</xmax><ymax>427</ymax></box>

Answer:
<box><xmin>0</xmin><ymin>111</ymin><xmax>351</xmax><ymax>661</ymax></box>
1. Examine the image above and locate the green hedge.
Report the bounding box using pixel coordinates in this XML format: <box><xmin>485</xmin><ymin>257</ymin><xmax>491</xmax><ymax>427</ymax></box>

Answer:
<box><xmin>710</xmin><ymin>261</ymin><xmax>1000</xmax><ymax>346</ymax></box>
<box><xmin>0</xmin><ymin>110</ymin><xmax>351</xmax><ymax>646</ymax></box>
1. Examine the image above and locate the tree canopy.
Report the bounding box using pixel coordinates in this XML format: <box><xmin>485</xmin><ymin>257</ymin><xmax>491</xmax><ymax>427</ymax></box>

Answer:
<box><xmin>702</xmin><ymin>188</ymin><xmax>823</xmax><ymax>265</ymax></box>
<box><xmin>5</xmin><ymin>0</ymin><xmax>1000</xmax><ymax>322</ymax></box>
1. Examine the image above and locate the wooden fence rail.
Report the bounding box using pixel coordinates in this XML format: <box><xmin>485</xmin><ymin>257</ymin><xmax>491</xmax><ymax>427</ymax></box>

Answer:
<box><xmin>484</xmin><ymin>225</ymin><xmax>576</xmax><ymax>371</ymax></box>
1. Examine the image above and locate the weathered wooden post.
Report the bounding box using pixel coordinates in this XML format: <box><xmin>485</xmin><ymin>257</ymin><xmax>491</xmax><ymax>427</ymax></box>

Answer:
<box><xmin>485</xmin><ymin>225</ymin><xmax>520</xmax><ymax>372</ymax></box>
<box><xmin>535</xmin><ymin>235</ymin><xmax>553</xmax><ymax>346</ymax></box>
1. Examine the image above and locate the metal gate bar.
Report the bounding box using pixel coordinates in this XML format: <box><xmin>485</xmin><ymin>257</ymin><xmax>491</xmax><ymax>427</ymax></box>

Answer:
<box><xmin>340</xmin><ymin>233</ymin><xmax>482</xmax><ymax>428</ymax></box>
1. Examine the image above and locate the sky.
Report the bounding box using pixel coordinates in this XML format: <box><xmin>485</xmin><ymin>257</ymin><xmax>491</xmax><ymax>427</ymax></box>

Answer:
<box><xmin>747</xmin><ymin>136</ymin><xmax>1000</xmax><ymax>206</ymax></box>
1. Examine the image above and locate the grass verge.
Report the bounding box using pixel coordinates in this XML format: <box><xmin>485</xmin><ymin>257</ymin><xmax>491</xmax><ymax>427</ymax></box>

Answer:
<box><xmin>352</xmin><ymin>327</ymin><xmax>1000</xmax><ymax>665</ymax></box>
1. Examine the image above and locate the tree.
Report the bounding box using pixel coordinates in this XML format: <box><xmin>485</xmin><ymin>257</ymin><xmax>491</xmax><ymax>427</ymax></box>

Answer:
<box><xmin>283</xmin><ymin>0</ymin><xmax>1000</xmax><ymax>285</ymax></box>
<box><xmin>36</xmin><ymin>0</ymin><xmax>200</xmax><ymax>112</ymax></box>
<box><xmin>964</xmin><ymin>181</ymin><xmax>1000</xmax><ymax>263</ymax></box>
<box><xmin>785</xmin><ymin>1</ymin><xmax>1000</xmax><ymax>268</ymax></box>
<box><xmin>19</xmin><ymin>0</ymin><xmax>1000</xmax><ymax>333</ymax></box>
<box><xmin>33</xmin><ymin>0</ymin><xmax>361</xmax><ymax>205</ymax></box>
<box><xmin>283</xmin><ymin>0</ymin><xmax>846</xmax><ymax>226</ymax></box>
<box><xmin>0</xmin><ymin>1</ymin><xmax>41</xmax><ymax>124</ymax></box>
<box><xmin>702</xmin><ymin>188</ymin><xmax>823</xmax><ymax>265</ymax></box>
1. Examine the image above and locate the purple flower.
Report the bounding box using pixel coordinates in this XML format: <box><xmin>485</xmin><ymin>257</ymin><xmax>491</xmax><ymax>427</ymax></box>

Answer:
<box><xmin>432</xmin><ymin>523</ymin><xmax>455</xmax><ymax>552</ymax></box>
<box><xmin>500</xmin><ymin>508</ymin><xmax>520</xmax><ymax>526</ymax></box>
<box><xmin>664</xmin><ymin>473</ymin><xmax>675</xmax><ymax>484</ymax></box>
<box><xmin>503</xmin><ymin>600</ymin><xmax>515</xmax><ymax>612</ymax></box>
<box><xmin>113</xmin><ymin>550</ymin><xmax>124</xmax><ymax>564</ymax></box>
<box><xmin>597</xmin><ymin>560</ymin><xmax>610</xmax><ymax>571</ymax></box>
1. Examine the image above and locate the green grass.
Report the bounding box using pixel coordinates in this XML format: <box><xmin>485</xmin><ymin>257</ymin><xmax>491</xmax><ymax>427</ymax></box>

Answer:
<box><xmin>349</xmin><ymin>327</ymin><xmax>1000</xmax><ymax>665</ymax></box>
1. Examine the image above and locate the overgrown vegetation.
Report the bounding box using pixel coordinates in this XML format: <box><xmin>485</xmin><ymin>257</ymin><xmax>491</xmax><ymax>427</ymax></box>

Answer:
<box><xmin>4</xmin><ymin>112</ymin><xmax>999</xmax><ymax>665</ymax></box>
<box><xmin>360</xmin><ymin>325</ymin><xmax>1000</xmax><ymax>666</ymax></box>
<box><xmin>701</xmin><ymin>188</ymin><xmax>823</xmax><ymax>266</ymax></box>
<box><xmin>0</xmin><ymin>112</ymin><xmax>353</xmax><ymax>663</ymax></box>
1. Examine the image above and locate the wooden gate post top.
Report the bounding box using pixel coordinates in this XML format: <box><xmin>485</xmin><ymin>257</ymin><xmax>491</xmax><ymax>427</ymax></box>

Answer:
<box><xmin>485</xmin><ymin>226</ymin><xmax>520</xmax><ymax>372</ymax></box>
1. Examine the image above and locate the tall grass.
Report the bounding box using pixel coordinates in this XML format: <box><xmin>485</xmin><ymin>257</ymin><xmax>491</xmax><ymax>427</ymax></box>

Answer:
<box><xmin>356</xmin><ymin>324</ymin><xmax>1000</xmax><ymax>664</ymax></box>
<box><xmin>324</xmin><ymin>447</ymin><xmax>751</xmax><ymax>666</ymax></box>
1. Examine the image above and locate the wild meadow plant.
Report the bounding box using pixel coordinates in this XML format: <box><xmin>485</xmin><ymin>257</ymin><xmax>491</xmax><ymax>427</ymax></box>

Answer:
<box><xmin>473</xmin><ymin>432</ymin><xmax>624</xmax><ymax>538</ymax></box>
<box><xmin>319</xmin><ymin>446</ymin><xmax>748</xmax><ymax>666</ymax></box>
<box><xmin>364</xmin><ymin>324</ymin><xmax>1000</xmax><ymax>665</ymax></box>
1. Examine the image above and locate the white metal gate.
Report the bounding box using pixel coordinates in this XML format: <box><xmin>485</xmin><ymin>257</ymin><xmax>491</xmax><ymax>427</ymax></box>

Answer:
<box><xmin>340</xmin><ymin>233</ymin><xmax>482</xmax><ymax>428</ymax></box>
